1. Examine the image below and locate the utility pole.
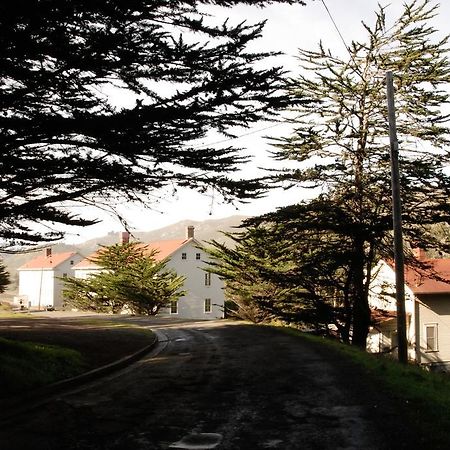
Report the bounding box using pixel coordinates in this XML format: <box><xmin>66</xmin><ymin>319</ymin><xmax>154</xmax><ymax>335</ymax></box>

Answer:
<box><xmin>386</xmin><ymin>71</ymin><xmax>408</xmax><ymax>364</ymax></box>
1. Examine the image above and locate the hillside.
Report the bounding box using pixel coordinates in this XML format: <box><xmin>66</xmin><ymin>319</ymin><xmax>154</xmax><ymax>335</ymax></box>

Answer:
<box><xmin>1</xmin><ymin>215</ymin><xmax>248</xmax><ymax>297</ymax></box>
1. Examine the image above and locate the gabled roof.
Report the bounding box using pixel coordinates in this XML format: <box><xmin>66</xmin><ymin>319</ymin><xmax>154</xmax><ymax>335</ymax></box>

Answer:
<box><xmin>19</xmin><ymin>252</ymin><xmax>78</xmax><ymax>270</ymax></box>
<box><xmin>74</xmin><ymin>238</ymin><xmax>198</xmax><ymax>270</ymax></box>
<box><xmin>404</xmin><ymin>259</ymin><xmax>450</xmax><ymax>294</ymax></box>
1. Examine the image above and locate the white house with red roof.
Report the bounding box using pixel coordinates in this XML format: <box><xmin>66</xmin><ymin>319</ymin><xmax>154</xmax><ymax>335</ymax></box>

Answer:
<box><xmin>368</xmin><ymin>250</ymin><xmax>450</xmax><ymax>369</ymax></box>
<box><xmin>73</xmin><ymin>226</ymin><xmax>224</xmax><ymax>320</ymax></box>
<box><xmin>17</xmin><ymin>249</ymin><xmax>84</xmax><ymax>310</ymax></box>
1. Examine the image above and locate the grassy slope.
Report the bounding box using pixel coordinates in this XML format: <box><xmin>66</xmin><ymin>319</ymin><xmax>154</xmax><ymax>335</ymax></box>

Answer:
<box><xmin>280</xmin><ymin>327</ymin><xmax>450</xmax><ymax>448</ymax></box>
<box><xmin>0</xmin><ymin>337</ymin><xmax>86</xmax><ymax>396</ymax></box>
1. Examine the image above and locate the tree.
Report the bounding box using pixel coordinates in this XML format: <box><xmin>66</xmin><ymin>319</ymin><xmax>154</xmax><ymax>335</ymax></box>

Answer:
<box><xmin>206</xmin><ymin>227</ymin><xmax>286</xmax><ymax>323</ymax></box>
<box><xmin>206</xmin><ymin>218</ymin><xmax>357</xmax><ymax>339</ymax></box>
<box><xmin>63</xmin><ymin>242</ymin><xmax>185</xmax><ymax>314</ymax></box>
<box><xmin>0</xmin><ymin>0</ymin><xmax>303</xmax><ymax>248</ymax></box>
<box><xmin>0</xmin><ymin>260</ymin><xmax>10</xmax><ymax>294</ymax></box>
<box><xmin>205</xmin><ymin>225</ymin><xmax>335</xmax><ymax>331</ymax></box>
<box><xmin>266</xmin><ymin>0</ymin><xmax>450</xmax><ymax>347</ymax></box>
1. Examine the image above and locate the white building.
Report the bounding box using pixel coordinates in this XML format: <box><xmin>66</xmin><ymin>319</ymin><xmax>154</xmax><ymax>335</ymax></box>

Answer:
<box><xmin>73</xmin><ymin>226</ymin><xmax>225</xmax><ymax>320</ymax></box>
<box><xmin>17</xmin><ymin>249</ymin><xmax>84</xmax><ymax>310</ymax></box>
<box><xmin>368</xmin><ymin>252</ymin><xmax>450</xmax><ymax>370</ymax></box>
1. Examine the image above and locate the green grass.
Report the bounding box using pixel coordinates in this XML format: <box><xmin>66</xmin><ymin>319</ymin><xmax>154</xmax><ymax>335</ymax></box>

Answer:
<box><xmin>279</xmin><ymin>327</ymin><xmax>450</xmax><ymax>447</ymax></box>
<box><xmin>0</xmin><ymin>337</ymin><xmax>87</xmax><ymax>397</ymax></box>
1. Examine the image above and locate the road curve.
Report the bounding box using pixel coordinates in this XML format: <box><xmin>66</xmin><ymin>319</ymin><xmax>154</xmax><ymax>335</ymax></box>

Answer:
<box><xmin>0</xmin><ymin>321</ymin><xmax>408</xmax><ymax>449</ymax></box>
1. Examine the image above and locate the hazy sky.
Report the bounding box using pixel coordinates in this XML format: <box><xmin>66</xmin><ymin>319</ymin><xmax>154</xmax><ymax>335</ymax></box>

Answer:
<box><xmin>62</xmin><ymin>0</ymin><xmax>450</xmax><ymax>243</ymax></box>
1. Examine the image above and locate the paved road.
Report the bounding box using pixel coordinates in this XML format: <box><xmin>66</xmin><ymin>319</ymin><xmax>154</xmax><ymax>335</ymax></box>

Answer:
<box><xmin>0</xmin><ymin>321</ymin><xmax>411</xmax><ymax>449</ymax></box>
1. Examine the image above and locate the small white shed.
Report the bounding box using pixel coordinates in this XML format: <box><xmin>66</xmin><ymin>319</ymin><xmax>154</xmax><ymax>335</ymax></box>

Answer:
<box><xmin>18</xmin><ymin>249</ymin><xmax>84</xmax><ymax>310</ymax></box>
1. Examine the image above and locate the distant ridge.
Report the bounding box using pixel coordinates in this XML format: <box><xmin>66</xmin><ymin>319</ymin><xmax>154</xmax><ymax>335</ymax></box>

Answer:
<box><xmin>1</xmin><ymin>215</ymin><xmax>248</xmax><ymax>296</ymax></box>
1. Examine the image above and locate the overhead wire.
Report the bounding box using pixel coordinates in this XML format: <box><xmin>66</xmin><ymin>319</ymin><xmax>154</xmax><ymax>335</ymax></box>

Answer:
<box><xmin>190</xmin><ymin>1</ymin><xmax>362</xmax><ymax>151</ymax></box>
<box><xmin>191</xmin><ymin>122</ymin><xmax>284</xmax><ymax>149</ymax></box>
<box><xmin>319</xmin><ymin>0</ymin><xmax>363</xmax><ymax>77</ymax></box>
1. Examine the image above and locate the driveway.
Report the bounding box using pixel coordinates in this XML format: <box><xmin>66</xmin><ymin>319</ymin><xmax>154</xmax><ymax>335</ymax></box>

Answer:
<box><xmin>0</xmin><ymin>320</ymin><xmax>422</xmax><ymax>449</ymax></box>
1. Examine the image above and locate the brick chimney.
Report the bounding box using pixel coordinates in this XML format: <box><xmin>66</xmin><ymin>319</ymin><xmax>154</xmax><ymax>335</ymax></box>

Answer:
<box><xmin>45</xmin><ymin>248</ymin><xmax>52</xmax><ymax>258</ymax></box>
<box><xmin>186</xmin><ymin>226</ymin><xmax>195</xmax><ymax>239</ymax></box>
<box><xmin>121</xmin><ymin>231</ymin><xmax>130</xmax><ymax>244</ymax></box>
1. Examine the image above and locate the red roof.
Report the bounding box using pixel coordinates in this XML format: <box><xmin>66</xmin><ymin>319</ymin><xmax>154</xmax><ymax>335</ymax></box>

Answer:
<box><xmin>74</xmin><ymin>238</ymin><xmax>193</xmax><ymax>269</ymax></box>
<box><xmin>19</xmin><ymin>252</ymin><xmax>78</xmax><ymax>270</ymax></box>
<box><xmin>147</xmin><ymin>239</ymin><xmax>190</xmax><ymax>260</ymax></box>
<box><xmin>371</xmin><ymin>308</ymin><xmax>397</xmax><ymax>325</ymax></box>
<box><xmin>404</xmin><ymin>259</ymin><xmax>450</xmax><ymax>294</ymax></box>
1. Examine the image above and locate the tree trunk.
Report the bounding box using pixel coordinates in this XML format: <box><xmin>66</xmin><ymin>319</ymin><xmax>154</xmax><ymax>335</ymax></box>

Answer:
<box><xmin>351</xmin><ymin>237</ymin><xmax>371</xmax><ymax>349</ymax></box>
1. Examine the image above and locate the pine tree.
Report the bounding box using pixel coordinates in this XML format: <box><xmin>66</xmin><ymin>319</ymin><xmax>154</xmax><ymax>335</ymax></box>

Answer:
<box><xmin>63</xmin><ymin>242</ymin><xmax>185</xmax><ymax>314</ymax></box>
<box><xmin>266</xmin><ymin>0</ymin><xmax>450</xmax><ymax>347</ymax></box>
<box><xmin>0</xmin><ymin>261</ymin><xmax>10</xmax><ymax>294</ymax></box>
<box><xmin>205</xmin><ymin>225</ymin><xmax>335</xmax><ymax>329</ymax></box>
<box><xmin>0</xmin><ymin>0</ymin><xmax>302</xmax><ymax>248</ymax></box>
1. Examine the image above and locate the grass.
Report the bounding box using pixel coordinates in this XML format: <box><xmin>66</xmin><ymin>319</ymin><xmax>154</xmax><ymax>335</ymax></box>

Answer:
<box><xmin>279</xmin><ymin>326</ymin><xmax>450</xmax><ymax>447</ymax></box>
<box><xmin>0</xmin><ymin>337</ymin><xmax>87</xmax><ymax>397</ymax></box>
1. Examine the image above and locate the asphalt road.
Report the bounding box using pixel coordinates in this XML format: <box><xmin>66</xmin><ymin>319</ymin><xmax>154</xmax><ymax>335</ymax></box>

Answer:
<box><xmin>0</xmin><ymin>320</ymin><xmax>413</xmax><ymax>449</ymax></box>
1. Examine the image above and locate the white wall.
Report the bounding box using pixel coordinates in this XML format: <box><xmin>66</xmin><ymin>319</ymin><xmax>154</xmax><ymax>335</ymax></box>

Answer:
<box><xmin>73</xmin><ymin>267</ymin><xmax>101</xmax><ymax>280</ymax></box>
<box><xmin>18</xmin><ymin>270</ymin><xmax>54</xmax><ymax>308</ymax></box>
<box><xmin>53</xmin><ymin>254</ymin><xmax>84</xmax><ymax>308</ymax></box>
<box><xmin>162</xmin><ymin>240</ymin><xmax>225</xmax><ymax>320</ymax></box>
<box><xmin>368</xmin><ymin>260</ymin><xmax>416</xmax><ymax>360</ymax></box>
<box><xmin>415</xmin><ymin>295</ymin><xmax>450</xmax><ymax>365</ymax></box>
<box><xmin>18</xmin><ymin>253</ymin><xmax>84</xmax><ymax>309</ymax></box>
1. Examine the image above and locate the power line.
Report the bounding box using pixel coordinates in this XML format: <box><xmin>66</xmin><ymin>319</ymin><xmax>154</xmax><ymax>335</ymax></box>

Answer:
<box><xmin>320</xmin><ymin>0</ymin><xmax>362</xmax><ymax>76</ymax></box>
<box><xmin>320</xmin><ymin>0</ymin><xmax>350</xmax><ymax>54</ymax></box>
<box><xmin>192</xmin><ymin>122</ymin><xmax>284</xmax><ymax>149</ymax></box>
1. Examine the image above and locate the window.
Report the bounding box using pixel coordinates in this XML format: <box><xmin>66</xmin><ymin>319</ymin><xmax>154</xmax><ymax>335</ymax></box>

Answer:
<box><xmin>204</xmin><ymin>272</ymin><xmax>211</xmax><ymax>286</ymax></box>
<box><xmin>196</xmin><ymin>253</ymin><xmax>201</xmax><ymax>260</ymax></box>
<box><xmin>170</xmin><ymin>301</ymin><xmax>178</xmax><ymax>314</ymax></box>
<box><xmin>181</xmin><ymin>252</ymin><xmax>187</xmax><ymax>260</ymax></box>
<box><xmin>62</xmin><ymin>273</ymin><xmax>68</xmax><ymax>278</ymax></box>
<box><xmin>70</xmin><ymin>260</ymin><xmax>74</xmax><ymax>265</ymax></box>
<box><xmin>425</xmin><ymin>324</ymin><xmax>438</xmax><ymax>352</ymax></box>
<box><xmin>204</xmin><ymin>298</ymin><xmax>212</xmax><ymax>313</ymax></box>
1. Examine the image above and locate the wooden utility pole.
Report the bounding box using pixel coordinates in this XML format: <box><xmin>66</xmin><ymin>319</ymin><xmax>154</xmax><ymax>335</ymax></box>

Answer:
<box><xmin>386</xmin><ymin>71</ymin><xmax>408</xmax><ymax>364</ymax></box>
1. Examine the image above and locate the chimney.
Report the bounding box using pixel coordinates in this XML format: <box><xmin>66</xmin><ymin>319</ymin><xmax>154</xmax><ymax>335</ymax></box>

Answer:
<box><xmin>45</xmin><ymin>248</ymin><xmax>52</xmax><ymax>258</ymax></box>
<box><xmin>186</xmin><ymin>226</ymin><xmax>195</xmax><ymax>239</ymax></box>
<box><xmin>413</xmin><ymin>247</ymin><xmax>426</xmax><ymax>260</ymax></box>
<box><xmin>121</xmin><ymin>231</ymin><xmax>130</xmax><ymax>244</ymax></box>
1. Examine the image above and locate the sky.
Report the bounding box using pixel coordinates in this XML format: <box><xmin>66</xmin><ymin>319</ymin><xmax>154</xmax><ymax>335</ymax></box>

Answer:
<box><xmin>62</xmin><ymin>0</ymin><xmax>450</xmax><ymax>243</ymax></box>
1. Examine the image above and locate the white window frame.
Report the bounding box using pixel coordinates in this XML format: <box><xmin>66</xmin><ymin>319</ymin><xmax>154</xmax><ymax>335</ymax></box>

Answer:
<box><xmin>425</xmin><ymin>323</ymin><xmax>438</xmax><ymax>352</ymax></box>
<box><xmin>204</xmin><ymin>272</ymin><xmax>211</xmax><ymax>286</ymax></box>
<box><xmin>196</xmin><ymin>252</ymin><xmax>201</xmax><ymax>260</ymax></box>
<box><xmin>170</xmin><ymin>300</ymin><xmax>178</xmax><ymax>314</ymax></box>
<box><xmin>181</xmin><ymin>252</ymin><xmax>187</xmax><ymax>260</ymax></box>
<box><xmin>204</xmin><ymin>298</ymin><xmax>212</xmax><ymax>313</ymax></box>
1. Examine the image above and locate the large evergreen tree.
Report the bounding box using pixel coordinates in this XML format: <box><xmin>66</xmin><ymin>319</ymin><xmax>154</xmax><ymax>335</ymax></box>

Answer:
<box><xmin>0</xmin><ymin>0</ymin><xmax>302</xmax><ymax>248</ymax></box>
<box><xmin>63</xmin><ymin>242</ymin><xmax>185</xmax><ymax>314</ymax></box>
<box><xmin>0</xmin><ymin>260</ymin><xmax>10</xmax><ymax>294</ymax></box>
<box><xmin>206</xmin><ymin>219</ymin><xmax>354</xmax><ymax>339</ymax></box>
<box><xmin>262</xmin><ymin>0</ymin><xmax>450</xmax><ymax>347</ymax></box>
